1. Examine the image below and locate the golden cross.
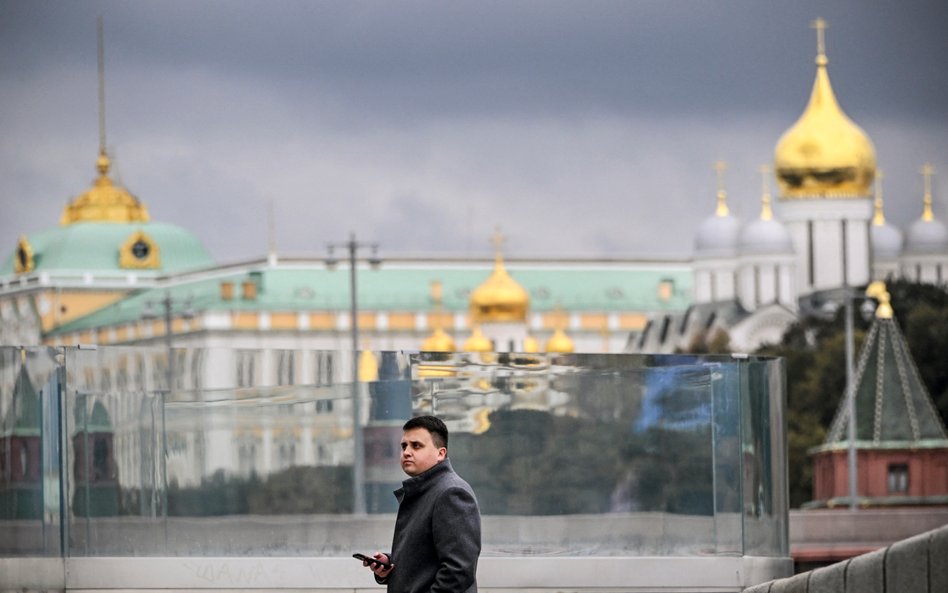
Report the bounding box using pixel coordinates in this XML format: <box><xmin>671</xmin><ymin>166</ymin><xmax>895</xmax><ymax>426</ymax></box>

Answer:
<box><xmin>758</xmin><ymin>164</ymin><xmax>771</xmax><ymax>196</ymax></box>
<box><xmin>921</xmin><ymin>163</ymin><xmax>936</xmax><ymax>221</ymax></box>
<box><xmin>713</xmin><ymin>161</ymin><xmax>728</xmax><ymax>193</ymax></box>
<box><xmin>811</xmin><ymin>17</ymin><xmax>828</xmax><ymax>57</ymax></box>
<box><xmin>873</xmin><ymin>170</ymin><xmax>885</xmax><ymax>225</ymax></box>
<box><xmin>489</xmin><ymin>226</ymin><xmax>506</xmax><ymax>256</ymax></box>
<box><xmin>713</xmin><ymin>161</ymin><xmax>729</xmax><ymax>216</ymax></box>
<box><xmin>921</xmin><ymin>163</ymin><xmax>936</xmax><ymax>194</ymax></box>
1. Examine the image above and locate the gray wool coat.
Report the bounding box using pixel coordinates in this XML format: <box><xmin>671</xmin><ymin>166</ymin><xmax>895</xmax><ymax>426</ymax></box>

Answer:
<box><xmin>379</xmin><ymin>458</ymin><xmax>481</xmax><ymax>593</ymax></box>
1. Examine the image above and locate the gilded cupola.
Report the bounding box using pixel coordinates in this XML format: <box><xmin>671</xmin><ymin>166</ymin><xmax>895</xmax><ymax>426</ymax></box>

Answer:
<box><xmin>469</xmin><ymin>231</ymin><xmax>530</xmax><ymax>323</ymax></box>
<box><xmin>774</xmin><ymin>18</ymin><xmax>876</xmax><ymax>199</ymax></box>
<box><xmin>59</xmin><ymin>151</ymin><xmax>150</xmax><ymax>225</ymax></box>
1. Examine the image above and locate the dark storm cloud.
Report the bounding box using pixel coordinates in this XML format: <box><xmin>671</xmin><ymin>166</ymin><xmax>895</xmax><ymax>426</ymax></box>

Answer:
<box><xmin>6</xmin><ymin>0</ymin><xmax>946</xmax><ymax>119</ymax></box>
<box><xmin>1</xmin><ymin>1</ymin><xmax>947</xmax><ymax>262</ymax></box>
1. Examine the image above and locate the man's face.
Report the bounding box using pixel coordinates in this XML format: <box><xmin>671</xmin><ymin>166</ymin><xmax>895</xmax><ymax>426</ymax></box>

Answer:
<box><xmin>400</xmin><ymin>427</ymin><xmax>446</xmax><ymax>476</ymax></box>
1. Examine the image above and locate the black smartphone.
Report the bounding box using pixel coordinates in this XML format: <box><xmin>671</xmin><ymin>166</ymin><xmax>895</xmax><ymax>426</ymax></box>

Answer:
<box><xmin>353</xmin><ymin>553</ymin><xmax>392</xmax><ymax>569</ymax></box>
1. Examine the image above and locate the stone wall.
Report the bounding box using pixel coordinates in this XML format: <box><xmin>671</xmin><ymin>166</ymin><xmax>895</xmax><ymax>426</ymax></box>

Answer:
<box><xmin>745</xmin><ymin>523</ymin><xmax>948</xmax><ymax>593</ymax></box>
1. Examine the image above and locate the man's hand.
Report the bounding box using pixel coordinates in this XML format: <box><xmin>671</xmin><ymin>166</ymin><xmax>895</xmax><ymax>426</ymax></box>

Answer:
<box><xmin>361</xmin><ymin>552</ymin><xmax>394</xmax><ymax>578</ymax></box>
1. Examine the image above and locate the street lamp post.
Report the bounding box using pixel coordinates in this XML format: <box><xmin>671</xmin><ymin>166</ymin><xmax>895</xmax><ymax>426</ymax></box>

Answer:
<box><xmin>326</xmin><ymin>233</ymin><xmax>380</xmax><ymax>515</ymax></box>
<box><xmin>142</xmin><ymin>291</ymin><xmax>194</xmax><ymax>397</ymax></box>
<box><xmin>842</xmin><ymin>285</ymin><xmax>878</xmax><ymax>511</ymax></box>
<box><xmin>844</xmin><ymin>288</ymin><xmax>857</xmax><ymax>511</ymax></box>
<box><xmin>141</xmin><ymin>290</ymin><xmax>193</xmax><ymax>524</ymax></box>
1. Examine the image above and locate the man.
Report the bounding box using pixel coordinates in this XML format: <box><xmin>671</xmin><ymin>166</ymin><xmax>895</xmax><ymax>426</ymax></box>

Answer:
<box><xmin>362</xmin><ymin>415</ymin><xmax>481</xmax><ymax>593</ymax></box>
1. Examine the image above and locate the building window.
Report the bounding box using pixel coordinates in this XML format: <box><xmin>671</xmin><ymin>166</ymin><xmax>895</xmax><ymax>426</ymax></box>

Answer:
<box><xmin>236</xmin><ymin>350</ymin><xmax>256</xmax><ymax>387</ymax></box>
<box><xmin>277</xmin><ymin>350</ymin><xmax>295</xmax><ymax>386</ymax></box>
<box><xmin>887</xmin><ymin>463</ymin><xmax>909</xmax><ymax>493</ymax></box>
<box><xmin>315</xmin><ymin>399</ymin><xmax>334</xmax><ymax>414</ymax></box>
<box><xmin>316</xmin><ymin>352</ymin><xmax>334</xmax><ymax>386</ymax></box>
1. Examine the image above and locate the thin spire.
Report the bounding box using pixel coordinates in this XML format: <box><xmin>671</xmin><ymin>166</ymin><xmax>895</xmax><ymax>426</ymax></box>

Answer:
<box><xmin>811</xmin><ymin>17</ymin><xmax>829</xmax><ymax>66</ymax></box>
<box><xmin>97</xmin><ymin>16</ymin><xmax>107</xmax><ymax>157</ymax></box>
<box><xmin>489</xmin><ymin>225</ymin><xmax>507</xmax><ymax>266</ymax></box>
<box><xmin>758</xmin><ymin>164</ymin><xmax>773</xmax><ymax>221</ymax></box>
<box><xmin>873</xmin><ymin>170</ymin><xmax>886</xmax><ymax>226</ymax></box>
<box><xmin>921</xmin><ymin>163</ymin><xmax>936</xmax><ymax>222</ymax></box>
<box><xmin>713</xmin><ymin>160</ymin><xmax>729</xmax><ymax>217</ymax></box>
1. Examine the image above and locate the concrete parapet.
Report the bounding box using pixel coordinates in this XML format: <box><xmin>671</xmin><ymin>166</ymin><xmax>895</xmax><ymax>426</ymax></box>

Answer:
<box><xmin>770</xmin><ymin>571</ymin><xmax>808</xmax><ymax>593</ymax></box>
<box><xmin>744</xmin><ymin>582</ymin><xmax>772</xmax><ymax>593</ymax></box>
<box><xmin>885</xmin><ymin>530</ymin><xmax>930</xmax><ymax>593</ymax></box>
<box><xmin>844</xmin><ymin>548</ymin><xmax>885</xmax><ymax>593</ymax></box>
<box><xmin>931</xmin><ymin>525</ymin><xmax>948</xmax><ymax>593</ymax></box>
<box><xmin>807</xmin><ymin>560</ymin><xmax>846</xmax><ymax>593</ymax></box>
<box><xmin>748</xmin><ymin>523</ymin><xmax>948</xmax><ymax>593</ymax></box>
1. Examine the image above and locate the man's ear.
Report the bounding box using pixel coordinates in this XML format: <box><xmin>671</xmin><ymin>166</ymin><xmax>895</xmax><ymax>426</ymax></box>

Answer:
<box><xmin>437</xmin><ymin>447</ymin><xmax>447</xmax><ymax>461</ymax></box>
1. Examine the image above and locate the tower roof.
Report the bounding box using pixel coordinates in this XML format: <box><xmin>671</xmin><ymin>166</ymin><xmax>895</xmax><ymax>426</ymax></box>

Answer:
<box><xmin>870</xmin><ymin>172</ymin><xmax>904</xmax><ymax>259</ymax></box>
<box><xmin>740</xmin><ymin>165</ymin><xmax>793</xmax><ymax>255</ymax></box>
<box><xmin>694</xmin><ymin>161</ymin><xmax>742</xmax><ymax>257</ymax></box>
<box><xmin>774</xmin><ymin>19</ymin><xmax>876</xmax><ymax>199</ymax></box>
<box><xmin>905</xmin><ymin>164</ymin><xmax>948</xmax><ymax>255</ymax></box>
<box><xmin>822</xmin><ymin>286</ymin><xmax>948</xmax><ymax>449</ymax></box>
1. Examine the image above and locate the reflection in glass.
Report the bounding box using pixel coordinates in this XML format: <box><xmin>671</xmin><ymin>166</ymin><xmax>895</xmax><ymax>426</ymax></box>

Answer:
<box><xmin>0</xmin><ymin>346</ymin><xmax>787</xmax><ymax>559</ymax></box>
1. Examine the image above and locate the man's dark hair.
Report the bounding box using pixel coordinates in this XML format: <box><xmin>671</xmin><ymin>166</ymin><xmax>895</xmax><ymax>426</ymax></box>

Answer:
<box><xmin>403</xmin><ymin>415</ymin><xmax>448</xmax><ymax>449</ymax></box>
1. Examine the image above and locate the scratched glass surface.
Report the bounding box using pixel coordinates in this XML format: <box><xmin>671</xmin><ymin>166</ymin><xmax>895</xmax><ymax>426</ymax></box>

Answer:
<box><xmin>0</xmin><ymin>346</ymin><xmax>786</xmax><ymax>558</ymax></box>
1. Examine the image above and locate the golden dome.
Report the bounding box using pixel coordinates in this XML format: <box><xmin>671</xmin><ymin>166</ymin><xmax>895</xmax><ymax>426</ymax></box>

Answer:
<box><xmin>422</xmin><ymin>327</ymin><xmax>456</xmax><ymax>352</ymax></box>
<box><xmin>463</xmin><ymin>326</ymin><xmax>493</xmax><ymax>352</ymax></box>
<box><xmin>60</xmin><ymin>151</ymin><xmax>150</xmax><ymax>225</ymax></box>
<box><xmin>469</xmin><ymin>251</ymin><xmax>529</xmax><ymax>323</ymax></box>
<box><xmin>774</xmin><ymin>19</ymin><xmax>876</xmax><ymax>199</ymax></box>
<box><xmin>865</xmin><ymin>281</ymin><xmax>893</xmax><ymax>320</ymax></box>
<box><xmin>545</xmin><ymin>328</ymin><xmax>575</xmax><ymax>354</ymax></box>
<box><xmin>523</xmin><ymin>335</ymin><xmax>540</xmax><ymax>353</ymax></box>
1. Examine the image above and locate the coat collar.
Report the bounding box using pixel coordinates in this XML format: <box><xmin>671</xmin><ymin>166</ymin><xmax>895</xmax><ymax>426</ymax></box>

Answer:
<box><xmin>394</xmin><ymin>458</ymin><xmax>453</xmax><ymax>503</ymax></box>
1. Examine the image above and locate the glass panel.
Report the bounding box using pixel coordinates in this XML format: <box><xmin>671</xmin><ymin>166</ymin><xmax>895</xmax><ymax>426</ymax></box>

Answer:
<box><xmin>740</xmin><ymin>357</ymin><xmax>788</xmax><ymax>557</ymax></box>
<box><xmin>0</xmin><ymin>346</ymin><xmax>64</xmax><ymax>556</ymax></box>
<box><xmin>3</xmin><ymin>345</ymin><xmax>787</xmax><ymax>559</ymax></box>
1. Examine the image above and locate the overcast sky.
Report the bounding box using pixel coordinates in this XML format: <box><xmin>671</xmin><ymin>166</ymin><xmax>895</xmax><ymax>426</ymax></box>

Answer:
<box><xmin>2</xmin><ymin>0</ymin><xmax>947</xmax><ymax>263</ymax></box>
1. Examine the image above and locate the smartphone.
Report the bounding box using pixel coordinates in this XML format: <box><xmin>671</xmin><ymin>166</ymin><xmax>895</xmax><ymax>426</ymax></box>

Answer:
<box><xmin>353</xmin><ymin>553</ymin><xmax>392</xmax><ymax>569</ymax></box>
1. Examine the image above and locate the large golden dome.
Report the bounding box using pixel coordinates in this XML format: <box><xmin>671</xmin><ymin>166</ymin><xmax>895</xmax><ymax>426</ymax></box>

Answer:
<box><xmin>774</xmin><ymin>20</ymin><xmax>876</xmax><ymax>199</ymax></box>
<box><xmin>60</xmin><ymin>151</ymin><xmax>150</xmax><ymax>225</ymax></box>
<box><xmin>469</xmin><ymin>252</ymin><xmax>529</xmax><ymax>323</ymax></box>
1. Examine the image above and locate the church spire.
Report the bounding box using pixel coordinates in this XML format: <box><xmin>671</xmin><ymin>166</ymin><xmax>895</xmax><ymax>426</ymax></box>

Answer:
<box><xmin>59</xmin><ymin>19</ymin><xmax>149</xmax><ymax>225</ymax></box>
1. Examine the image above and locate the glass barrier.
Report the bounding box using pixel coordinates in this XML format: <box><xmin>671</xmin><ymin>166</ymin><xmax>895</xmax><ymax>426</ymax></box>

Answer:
<box><xmin>0</xmin><ymin>346</ymin><xmax>64</xmax><ymax>556</ymax></box>
<box><xmin>0</xmin><ymin>346</ymin><xmax>787</xmax><ymax>558</ymax></box>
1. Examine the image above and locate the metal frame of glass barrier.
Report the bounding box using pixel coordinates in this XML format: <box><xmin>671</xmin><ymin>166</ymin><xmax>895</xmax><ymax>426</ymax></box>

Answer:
<box><xmin>1</xmin><ymin>346</ymin><xmax>787</xmax><ymax>567</ymax></box>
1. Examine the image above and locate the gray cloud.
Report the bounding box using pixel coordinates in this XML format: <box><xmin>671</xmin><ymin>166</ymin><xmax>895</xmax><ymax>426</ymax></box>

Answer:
<box><xmin>1</xmin><ymin>0</ymin><xmax>947</xmax><ymax>263</ymax></box>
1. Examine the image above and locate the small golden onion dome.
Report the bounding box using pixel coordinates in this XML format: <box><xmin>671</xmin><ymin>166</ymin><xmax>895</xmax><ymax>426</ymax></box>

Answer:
<box><xmin>463</xmin><ymin>326</ymin><xmax>493</xmax><ymax>352</ymax></box>
<box><xmin>469</xmin><ymin>255</ymin><xmax>530</xmax><ymax>323</ymax></box>
<box><xmin>523</xmin><ymin>335</ymin><xmax>540</xmax><ymax>353</ymax></box>
<box><xmin>60</xmin><ymin>151</ymin><xmax>150</xmax><ymax>225</ymax></box>
<box><xmin>545</xmin><ymin>327</ymin><xmax>575</xmax><ymax>353</ymax></box>
<box><xmin>774</xmin><ymin>27</ymin><xmax>876</xmax><ymax>199</ymax></box>
<box><xmin>358</xmin><ymin>350</ymin><xmax>378</xmax><ymax>382</ymax></box>
<box><xmin>422</xmin><ymin>327</ymin><xmax>456</xmax><ymax>352</ymax></box>
<box><xmin>865</xmin><ymin>281</ymin><xmax>893</xmax><ymax>319</ymax></box>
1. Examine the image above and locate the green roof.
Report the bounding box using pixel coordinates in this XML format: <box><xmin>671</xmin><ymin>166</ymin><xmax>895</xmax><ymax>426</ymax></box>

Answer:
<box><xmin>49</xmin><ymin>262</ymin><xmax>693</xmax><ymax>335</ymax></box>
<box><xmin>824</xmin><ymin>316</ymin><xmax>948</xmax><ymax>447</ymax></box>
<box><xmin>1</xmin><ymin>221</ymin><xmax>213</xmax><ymax>275</ymax></box>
